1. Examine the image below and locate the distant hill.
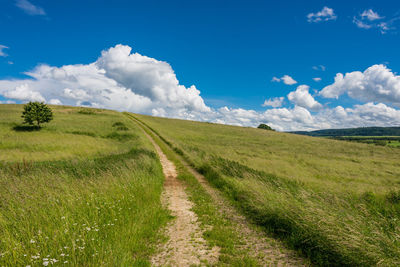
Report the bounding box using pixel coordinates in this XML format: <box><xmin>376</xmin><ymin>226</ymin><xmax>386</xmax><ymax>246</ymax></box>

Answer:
<box><xmin>291</xmin><ymin>126</ymin><xmax>400</xmax><ymax>137</ymax></box>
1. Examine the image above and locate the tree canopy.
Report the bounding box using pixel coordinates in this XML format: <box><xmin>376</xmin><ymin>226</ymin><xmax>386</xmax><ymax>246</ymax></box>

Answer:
<box><xmin>257</xmin><ymin>123</ymin><xmax>274</xmax><ymax>130</ymax></box>
<box><xmin>22</xmin><ymin>102</ymin><xmax>53</xmax><ymax>127</ymax></box>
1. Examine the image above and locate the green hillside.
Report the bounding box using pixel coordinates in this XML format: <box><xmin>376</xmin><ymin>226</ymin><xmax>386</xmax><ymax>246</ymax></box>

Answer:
<box><xmin>2</xmin><ymin>103</ymin><xmax>400</xmax><ymax>266</ymax></box>
<box><xmin>135</xmin><ymin>114</ymin><xmax>400</xmax><ymax>266</ymax></box>
<box><xmin>0</xmin><ymin>104</ymin><xmax>170</xmax><ymax>266</ymax></box>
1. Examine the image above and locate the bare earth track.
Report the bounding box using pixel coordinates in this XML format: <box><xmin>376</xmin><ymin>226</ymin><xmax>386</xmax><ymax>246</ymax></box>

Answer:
<box><xmin>131</xmin><ymin>116</ymin><xmax>308</xmax><ymax>266</ymax></box>
<box><xmin>144</xmin><ymin>128</ymin><xmax>219</xmax><ymax>266</ymax></box>
<box><xmin>180</xmin><ymin>157</ymin><xmax>308</xmax><ymax>266</ymax></box>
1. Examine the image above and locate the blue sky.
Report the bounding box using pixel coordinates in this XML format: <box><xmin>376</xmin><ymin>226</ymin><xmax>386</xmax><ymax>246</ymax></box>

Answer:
<box><xmin>1</xmin><ymin>0</ymin><xmax>400</xmax><ymax>130</ymax></box>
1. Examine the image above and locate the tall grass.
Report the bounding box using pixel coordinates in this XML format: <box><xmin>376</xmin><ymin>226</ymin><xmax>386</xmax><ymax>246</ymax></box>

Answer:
<box><xmin>135</xmin><ymin>114</ymin><xmax>400</xmax><ymax>266</ymax></box>
<box><xmin>0</xmin><ymin>104</ymin><xmax>143</xmax><ymax>162</ymax></box>
<box><xmin>0</xmin><ymin>105</ymin><xmax>170</xmax><ymax>266</ymax></box>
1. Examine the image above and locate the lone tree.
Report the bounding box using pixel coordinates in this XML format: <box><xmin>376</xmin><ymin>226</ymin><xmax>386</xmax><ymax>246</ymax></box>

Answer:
<box><xmin>22</xmin><ymin>102</ymin><xmax>53</xmax><ymax>127</ymax></box>
<box><xmin>257</xmin><ymin>123</ymin><xmax>274</xmax><ymax>131</ymax></box>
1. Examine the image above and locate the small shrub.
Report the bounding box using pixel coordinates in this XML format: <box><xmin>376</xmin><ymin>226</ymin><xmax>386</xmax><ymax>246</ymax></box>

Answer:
<box><xmin>112</xmin><ymin>122</ymin><xmax>125</xmax><ymax>127</ymax></box>
<box><xmin>257</xmin><ymin>123</ymin><xmax>274</xmax><ymax>130</ymax></box>
<box><xmin>105</xmin><ymin>132</ymin><xmax>137</xmax><ymax>141</ymax></box>
<box><xmin>70</xmin><ymin>131</ymin><xmax>96</xmax><ymax>137</ymax></box>
<box><xmin>112</xmin><ymin>122</ymin><xmax>129</xmax><ymax>131</ymax></box>
<box><xmin>78</xmin><ymin>108</ymin><xmax>96</xmax><ymax>115</ymax></box>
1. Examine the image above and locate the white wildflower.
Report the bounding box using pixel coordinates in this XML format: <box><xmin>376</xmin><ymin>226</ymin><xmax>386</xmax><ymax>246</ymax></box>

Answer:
<box><xmin>30</xmin><ymin>239</ymin><xmax>35</xmax><ymax>243</ymax></box>
<box><xmin>43</xmin><ymin>261</ymin><xmax>49</xmax><ymax>266</ymax></box>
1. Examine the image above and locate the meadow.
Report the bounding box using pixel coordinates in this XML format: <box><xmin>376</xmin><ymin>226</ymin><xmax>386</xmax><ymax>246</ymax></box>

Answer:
<box><xmin>331</xmin><ymin>136</ymin><xmax>400</xmax><ymax>148</ymax></box>
<box><xmin>0</xmin><ymin>105</ymin><xmax>170</xmax><ymax>266</ymax></box>
<box><xmin>135</xmin><ymin>114</ymin><xmax>400</xmax><ymax>266</ymax></box>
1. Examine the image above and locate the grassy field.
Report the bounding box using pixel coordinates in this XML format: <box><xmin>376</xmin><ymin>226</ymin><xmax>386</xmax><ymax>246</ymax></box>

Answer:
<box><xmin>135</xmin><ymin>114</ymin><xmax>400</xmax><ymax>266</ymax></box>
<box><xmin>329</xmin><ymin>136</ymin><xmax>400</xmax><ymax>148</ymax></box>
<box><xmin>0</xmin><ymin>105</ymin><xmax>170</xmax><ymax>266</ymax></box>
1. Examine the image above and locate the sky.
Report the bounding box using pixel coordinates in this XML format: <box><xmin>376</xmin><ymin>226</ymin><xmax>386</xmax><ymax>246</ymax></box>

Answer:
<box><xmin>1</xmin><ymin>0</ymin><xmax>400</xmax><ymax>131</ymax></box>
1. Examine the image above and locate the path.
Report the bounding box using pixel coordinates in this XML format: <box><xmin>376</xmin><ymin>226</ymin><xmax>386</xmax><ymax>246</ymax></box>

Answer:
<box><xmin>130</xmin><ymin>115</ymin><xmax>308</xmax><ymax>266</ymax></box>
<box><xmin>142</xmin><ymin>125</ymin><xmax>219</xmax><ymax>266</ymax></box>
<box><xmin>180</xmin><ymin>156</ymin><xmax>308</xmax><ymax>266</ymax></box>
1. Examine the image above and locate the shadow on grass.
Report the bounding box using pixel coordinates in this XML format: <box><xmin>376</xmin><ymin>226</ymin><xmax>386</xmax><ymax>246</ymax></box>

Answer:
<box><xmin>12</xmin><ymin>125</ymin><xmax>41</xmax><ymax>132</ymax></box>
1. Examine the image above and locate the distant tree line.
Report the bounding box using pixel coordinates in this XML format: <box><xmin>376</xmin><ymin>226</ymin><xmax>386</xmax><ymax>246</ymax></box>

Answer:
<box><xmin>291</xmin><ymin>127</ymin><xmax>400</xmax><ymax>137</ymax></box>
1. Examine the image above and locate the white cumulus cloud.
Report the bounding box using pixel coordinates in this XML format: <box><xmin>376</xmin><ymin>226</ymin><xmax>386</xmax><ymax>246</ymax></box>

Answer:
<box><xmin>320</xmin><ymin>64</ymin><xmax>400</xmax><ymax>106</ymax></box>
<box><xmin>281</xmin><ymin>75</ymin><xmax>297</xmax><ymax>85</ymax></box>
<box><xmin>0</xmin><ymin>45</ymin><xmax>9</xmax><ymax>57</ymax></box>
<box><xmin>1</xmin><ymin>45</ymin><xmax>400</xmax><ymax>131</ymax></box>
<box><xmin>313</xmin><ymin>77</ymin><xmax>322</xmax><ymax>82</ymax></box>
<box><xmin>353</xmin><ymin>18</ymin><xmax>373</xmax><ymax>29</ymax></box>
<box><xmin>262</xmin><ymin>97</ymin><xmax>284</xmax><ymax>108</ymax></box>
<box><xmin>16</xmin><ymin>0</ymin><xmax>45</xmax><ymax>16</ymax></box>
<box><xmin>0</xmin><ymin>44</ymin><xmax>209</xmax><ymax>118</ymax></box>
<box><xmin>361</xmin><ymin>9</ymin><xmax>383</xmax><ymax>21</ymax></box>
<box><xmin>272</xmin><ymin>75</ymin><xmax>297</xmax><ymax>85</ymax></box>
<box><xmin>307</xmin><ymin>7</ymin><xmax>337</xmax><ymax>23</ymax></box>
<box><xmin>3</xmin><ymin>83</ymin><xmax>45</xmax><ymax>102</ymax></box>
<box><xmin>316</xmin><ymin>103</ymin><xmax>400</xmax><ymax>129</ymax></box>
<box><xmin>353</xmin><ymin>9</ymin><xmax>395</xmax><ymax>34</ymax></box>
<box><xmin>312</xmin><ymin>65</ymin><xmax>326</xmax><ymax>71</ymax></box>
<box><xmin>288</xmin><ymin>85</ymin><xmax>322</xmax><ymax>111</ymax></box>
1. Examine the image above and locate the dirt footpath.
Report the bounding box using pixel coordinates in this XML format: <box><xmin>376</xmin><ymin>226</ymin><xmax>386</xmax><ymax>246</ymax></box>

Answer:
<box><xmin>148</xmin><ymin>134</ymin><xmax>219</xmax><ymax>266</ymax></box>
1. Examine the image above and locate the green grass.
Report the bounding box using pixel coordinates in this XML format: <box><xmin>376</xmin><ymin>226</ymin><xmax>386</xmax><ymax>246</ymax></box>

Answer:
<box><xmin>0</xmin><ymin>104</ymin><xmax>144</xmax><ymax>162</ymax></box>
<box><xmin>135</xmin><ymin>114</ymin><xmax>400</xmax><ymax>266</ymax></box>
<box><xmin>329</xmin><ymin>136</ymin><xmax>400</xmax><ymax>147</ymax></box>
<box><xmin>0</xmin><ymin>105</ymin><xmax>170</xmax><ymax>266</ymax></box>
<box><xmin>125</xmin><ymin>113</ymin><xmax>262</xmax><ymax>266</ymax></box>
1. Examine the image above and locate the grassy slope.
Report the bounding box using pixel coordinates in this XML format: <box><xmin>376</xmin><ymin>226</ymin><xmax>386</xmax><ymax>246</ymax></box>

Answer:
<box><xmin>135</xmin><ymin>114</ymin><xmax>400</xmax><ymax>266</ymax></box>
<box><xmin>125</xmin><ymin>114</ymin><xmax>261</xmax><ymax>265</ymax></box>
<box><xmin>0</xmin><ymin>105</ymin><xmax>170</xmax><ymax>266</ymax></box>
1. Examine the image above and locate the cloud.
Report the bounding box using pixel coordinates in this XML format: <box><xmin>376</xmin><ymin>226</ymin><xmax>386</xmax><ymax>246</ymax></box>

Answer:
<box><xmin>272</xmin><ymin>75</ymin><xmax>297</xmax><ymax>85</ymax></box>
<box><xmin>316</xmin><ymin>103</ymin><xmax>400</xmax><ymax>129</ymax></box>
<box><xmin>377</xmin><ymin>22</ymin><xmax>390</xmax><ymax>34</ymax></box>
<box><xmin>1</xmin><ymin>44</ymin><xmax>400</xmax><ymax>131</ymax></box>
<box><xmin>15</xmin><ymin>0</ymin><xmax>46</xmax><ymax>16</ymax></box>
<box><xmin>361</xmin><ymin>9</ymin><xmax>383</xmax><ymax>21</ymax></box>
<box><xmin>320</xmin><ymin>64</ymin><xmax>400</xmax><ymax>107</ymax></box>
<box><xmin>0</xmin><ymin>44</ymin><xmax>209</xmax><ymax>118</ymax></box>
<box><xmin>307</xmin><ymin>7</ymin><xmax>337</xmax><ymax>23</ymax></box>
<box><xmin>287</xmin><ymin>85</ymin><xmax>322</xmax><ymax>111</ymax></box>
<box><xmin>0</xmin><ymin>100</ymin><xmax>16</xmax><ymax>104</ymax></box>
<box><xmin>353</xmin><ymin>9</ymin><xmax>397</xmax><ymax>34</ymax></box>
<box><xmin>0</xmin><ymin>45</ymin><xmax>9</xmax><ymax>57</ymax></box>
<box><xmin>262</xmin><ymin>97</ymin><xmax>284</xmax><ymax>108</ymax></box>
<box><xmin>281</xmin><ymin>75</ymin><xmax>297</xmax><ymax>85</ymax></box>
<box><xmin>313</xmin><ymin>77</ymin><xmax>322</xmax><ymax>82</ymax></box>
<box><xmin>312</xmin><ymin>65</ymin><xmax>326</xmax><ymax>71</ymax></box>
<box><xmin>3</xmin><ymin>83</ymin><xmax>45</xmax><ymax>102</ymax></box>
<box><xmin>353</xmin><ymin>18</ymin><xmax>373</xmax><ymax>29</ymax></box>
<box><xmin>48</xmin><ymin>99</ymin><xmax>62</xmax><ymax>105</ymax></box>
